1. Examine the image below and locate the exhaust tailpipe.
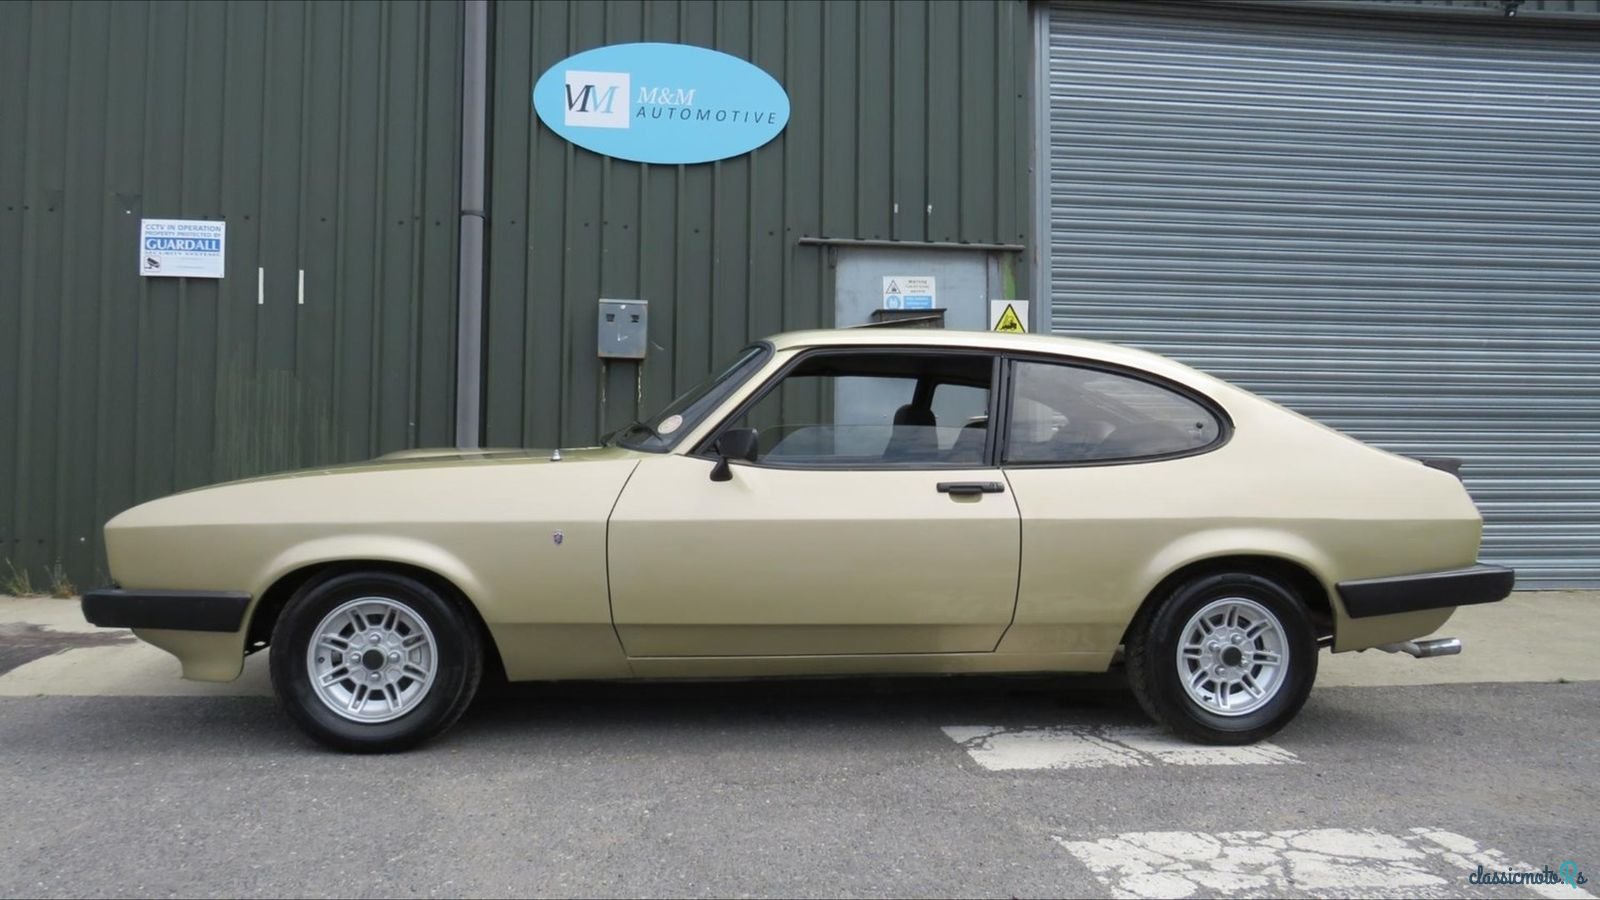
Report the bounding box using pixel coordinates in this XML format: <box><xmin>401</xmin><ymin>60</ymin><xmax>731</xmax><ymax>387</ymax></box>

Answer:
<box><xmin>1377</xmin><ymin>638</ymin><xmax>1462</xmax><ymax>658</ymax></box>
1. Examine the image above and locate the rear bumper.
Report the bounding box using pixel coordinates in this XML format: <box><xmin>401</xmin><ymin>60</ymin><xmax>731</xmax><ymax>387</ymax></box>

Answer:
<box><xmin>1336</xmin><ymin>564</ymin><xmax>1514</xmax><ymax>619</ymax></box>
<box><xmin>81</xmin><ymin>588</ymin><xmax>251</xmax><ymax>633</ymax></box>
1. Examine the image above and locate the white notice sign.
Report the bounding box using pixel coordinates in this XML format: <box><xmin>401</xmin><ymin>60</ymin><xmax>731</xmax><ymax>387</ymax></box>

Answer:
<box><xmin>139</xmin><ymin>218</ymin><xmax>226</xmax><ymax>279</ymax></box>
<box><xmin>882</xmin><ymin>275</ymin><xmax>936</xmax><ymax>310</ymax></box>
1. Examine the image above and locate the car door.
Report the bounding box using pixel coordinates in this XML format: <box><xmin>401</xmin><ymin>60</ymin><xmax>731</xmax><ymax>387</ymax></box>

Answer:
<box><xmin>606</xmin><ymin>348</ymin><xmax>1021</xmax><ymax>657</ymax></box>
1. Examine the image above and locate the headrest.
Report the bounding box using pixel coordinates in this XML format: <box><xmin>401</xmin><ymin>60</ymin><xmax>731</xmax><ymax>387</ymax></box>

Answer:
<box><xmin>892</xmin><ymin>404</ymin><xmax>935</xmax><ymax>428</ymax></box>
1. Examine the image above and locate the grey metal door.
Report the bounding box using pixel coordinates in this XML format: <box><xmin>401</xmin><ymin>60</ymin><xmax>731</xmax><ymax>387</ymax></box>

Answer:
<box><xmin>833</xmin><ymin>246</ymin><xmax>994</xmax><ymax>331</ymax></box>
<box><xmin>1045</xmin><ymin>1</ymin><xmax>1600</xmax><ymax>586</ymax></box>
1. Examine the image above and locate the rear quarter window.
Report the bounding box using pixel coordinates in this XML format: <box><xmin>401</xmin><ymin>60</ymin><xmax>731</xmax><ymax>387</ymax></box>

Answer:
<box><xmin>1005</xmin><ymin>361</ymin><xmax>1223</xmax><ymax>464</ymax></box>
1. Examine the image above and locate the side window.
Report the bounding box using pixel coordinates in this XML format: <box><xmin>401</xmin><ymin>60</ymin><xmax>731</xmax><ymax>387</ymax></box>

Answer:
<box><xmin>720</xmin><ymin>352</ymin><xmax>994</xmax><ymax>467</ymax></box>
<box><xmin>1004</xmin><ymin>361</ymin><xmax>1221</xmax><ymax>464</ymax></box>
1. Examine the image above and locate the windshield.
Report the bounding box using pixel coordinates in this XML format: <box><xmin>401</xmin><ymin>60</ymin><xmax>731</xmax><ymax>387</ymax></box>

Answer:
<box><xmin>611</xmin><ymin>343</ymin><xmax>772</xmax><ymax>451</ymax></box>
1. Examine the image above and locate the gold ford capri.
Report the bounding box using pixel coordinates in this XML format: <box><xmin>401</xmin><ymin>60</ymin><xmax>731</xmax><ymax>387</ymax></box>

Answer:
<box><xmin>81</xmin><ymin>329</ymin><xmax>1514</xmax><ymax>752</ymax></box>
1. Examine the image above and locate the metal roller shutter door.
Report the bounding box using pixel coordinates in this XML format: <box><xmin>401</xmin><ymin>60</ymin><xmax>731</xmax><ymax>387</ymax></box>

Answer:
<box><xmin>1046</xmin><ymin>1</ymin><xmax>1600</xmax><ymax>587</ymax></box>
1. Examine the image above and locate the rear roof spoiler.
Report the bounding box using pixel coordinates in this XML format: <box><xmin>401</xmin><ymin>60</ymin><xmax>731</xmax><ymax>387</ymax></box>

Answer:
<box><xmin>1411</xmin><ymin>456</ymin><xmax>1464</xmax><ymax>479</ymax></box>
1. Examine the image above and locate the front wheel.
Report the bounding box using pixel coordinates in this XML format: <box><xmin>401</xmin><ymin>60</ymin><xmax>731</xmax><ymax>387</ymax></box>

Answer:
<box><xmin>269</xmin><ymin>570</ymin><xmax>483</xmax><ymax>752</ymax></box>
<box><xmin>1125</xmin><ymin>571</ymin><xmax>1318</xmax><ymax>745</ymax></box>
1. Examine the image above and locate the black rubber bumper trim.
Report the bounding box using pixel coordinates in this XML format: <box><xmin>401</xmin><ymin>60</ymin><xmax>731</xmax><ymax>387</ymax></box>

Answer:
<box><xmin>1336</xmin><ymin>564</ymin><xmax>1515</xmax><ymax>619</ymax></box>
<box><xmin>81</xmin><ymin>588</ymin><xmax>251</xmax><ymax>633</ymax></box>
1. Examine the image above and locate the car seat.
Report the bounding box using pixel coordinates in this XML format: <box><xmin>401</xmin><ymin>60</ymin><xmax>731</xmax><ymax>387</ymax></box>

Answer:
<box><xmin>883</xmin><ymin>404</ymin><xmax>938</xmax><ymax>461</ymax></box>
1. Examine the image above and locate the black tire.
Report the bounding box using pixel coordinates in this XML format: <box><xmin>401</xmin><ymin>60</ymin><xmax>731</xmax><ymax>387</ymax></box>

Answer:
<box><xmin>1126</xmin><ymin>571</ymin><xmax>1318</xmax><ymax>745</ymax></box>
<box><xmin>268</xmin><ymin>570</ymin><xmax>483</xmax><ymax>753</ymax></box>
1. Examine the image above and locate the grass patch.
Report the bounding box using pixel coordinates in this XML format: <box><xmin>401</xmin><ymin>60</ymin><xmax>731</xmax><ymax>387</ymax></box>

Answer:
<box><xmin>46</xmin><ymin>559</ymin><xmax>76</xmax><ymax>599</ymax></box>
<box><xmin>2</xmin><ymin>558</ymin><xmax>38</xmax><ymax>597</ymax></box>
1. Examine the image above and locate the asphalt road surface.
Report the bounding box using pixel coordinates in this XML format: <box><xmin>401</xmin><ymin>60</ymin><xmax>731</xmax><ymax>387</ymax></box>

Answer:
<box><xmin>1</xmin><ymin>674</ymin><xmax>1596</xmax><ymax>899</ymax></box>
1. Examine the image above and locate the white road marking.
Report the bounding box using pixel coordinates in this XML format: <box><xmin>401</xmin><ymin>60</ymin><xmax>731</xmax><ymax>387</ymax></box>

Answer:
<box><xmin>943</xmin><ymin>725</ymin><xmax>1147</xmax><ymax>770</ymax></box>
<box><xmin>1056</xmin><ymin>827</ymin><xmax>1596</xmax><ymax>900</ymax></box>
<box><xmin>942</xmin><ymin>725</ymin><xmax>1298</xmax><ymax>770</ymax></box>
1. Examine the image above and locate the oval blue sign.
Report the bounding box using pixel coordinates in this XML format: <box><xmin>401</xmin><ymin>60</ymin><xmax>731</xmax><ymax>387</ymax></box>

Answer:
<box><xmin>533</xmin><ymin>43</ymin><xmax>790</xmax><ymax>165</ymax></box>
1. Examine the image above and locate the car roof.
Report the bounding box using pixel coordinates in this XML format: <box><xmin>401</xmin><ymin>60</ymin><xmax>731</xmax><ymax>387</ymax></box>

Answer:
<box><xmin>764</xmin><ymin>328</ymin><xmax>1173</xmax><ymax>371</ymax></box>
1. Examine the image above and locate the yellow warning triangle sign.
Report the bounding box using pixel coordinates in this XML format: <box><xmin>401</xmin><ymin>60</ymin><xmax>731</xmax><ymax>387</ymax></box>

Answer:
<box><xmin>993</xmin><ymin>303</ymin><xmax>1026</xmax><ymax>333</ymax></box>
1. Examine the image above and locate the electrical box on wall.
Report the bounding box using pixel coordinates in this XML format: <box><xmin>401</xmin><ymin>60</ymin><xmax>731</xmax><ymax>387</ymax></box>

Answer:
<box><xmin>597</xmin><ymin>299</ymin><xmax>648</xmax><ymax>359</ymax></box>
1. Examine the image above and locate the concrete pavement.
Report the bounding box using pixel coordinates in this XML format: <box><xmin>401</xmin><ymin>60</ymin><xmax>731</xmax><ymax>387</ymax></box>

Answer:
<box><xmin>1317</xmin><ymin>591</ymin><xmax>1600</xmax><ymax>687</ymax></box>
<box><xmin>0</xmin><ymin>595</ymin><xmax>270</xmax><ymax>697</ymax></box>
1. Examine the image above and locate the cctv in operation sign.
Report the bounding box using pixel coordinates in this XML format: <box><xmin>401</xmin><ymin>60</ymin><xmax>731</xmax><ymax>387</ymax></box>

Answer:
<box><xmin>139</xmin><ymin>218</ymin><xmax>226</xmax><ymax>279</ymax></box>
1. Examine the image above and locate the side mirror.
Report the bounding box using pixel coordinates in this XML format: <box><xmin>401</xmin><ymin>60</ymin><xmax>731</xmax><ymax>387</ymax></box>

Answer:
<box><xmin>709</xmin><ymin>428</ymin><xmax>759</xmax><ymax>482</ymax></box>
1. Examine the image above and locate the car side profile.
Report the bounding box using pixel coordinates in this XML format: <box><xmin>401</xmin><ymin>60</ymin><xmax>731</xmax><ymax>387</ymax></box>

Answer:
<box><xmin>80</xmin><ymin>329</ymin><xmax>1514</xmax><ymax>752</ymax></box>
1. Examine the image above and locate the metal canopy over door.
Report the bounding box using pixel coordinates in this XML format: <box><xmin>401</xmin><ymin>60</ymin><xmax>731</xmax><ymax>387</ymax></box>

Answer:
<box><xmin>1045</xmin><ymin>1</ymin><xmax>1600</xmax><ymax>587</ymax></box>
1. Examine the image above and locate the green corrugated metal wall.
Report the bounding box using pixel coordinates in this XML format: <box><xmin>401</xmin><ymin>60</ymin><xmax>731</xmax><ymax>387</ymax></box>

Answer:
<box><xmin>0</xmin><ymin>0</ymin><xmax>1035</xmax><ymax>589</ymax></box>
<box><xmin>482</xmin><ymin>0</ymin><xmax>1034</xmax><ymax>448</ymax></box>
<box><xmin>0</xmin><ymin>0</ymin><xmax>463</xmax><ymax>588</ymax></box>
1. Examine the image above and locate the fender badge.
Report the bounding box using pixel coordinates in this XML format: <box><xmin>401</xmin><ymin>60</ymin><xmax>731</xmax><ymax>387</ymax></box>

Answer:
<box><xmin>552</xmin><ymin>530</ymin><xmax>564</xmax><ymax>546</ymax></box>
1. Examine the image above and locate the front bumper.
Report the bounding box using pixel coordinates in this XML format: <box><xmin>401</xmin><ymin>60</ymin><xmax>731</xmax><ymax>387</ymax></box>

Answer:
<box><xmin>81</xmin><ymin>588</ymin><xmax>251</xmax><ymax>633</ymax></box>
<box><xmin>1336</xmin><ymin>564</ymin><xmax>1514</xmax><ymax>619</ymax></box>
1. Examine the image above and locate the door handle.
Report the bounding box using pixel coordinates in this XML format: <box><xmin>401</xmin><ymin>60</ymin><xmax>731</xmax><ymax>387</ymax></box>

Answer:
<box><xmin>937</xmin><ymin>481</ymin><xmax>1005</xmax><ymax>496</ymax></box>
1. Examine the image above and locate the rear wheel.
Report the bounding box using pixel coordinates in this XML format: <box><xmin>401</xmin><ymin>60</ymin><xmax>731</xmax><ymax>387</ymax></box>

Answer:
<box><xmin>269</xmin><ymin>570</ymin><xmax>483</xmax><ymax>752</ymax></box>
<box><xmin>1126</xmin><ymin>571</ymin><xmax>1318</xmax><ymax>744</ymax></box>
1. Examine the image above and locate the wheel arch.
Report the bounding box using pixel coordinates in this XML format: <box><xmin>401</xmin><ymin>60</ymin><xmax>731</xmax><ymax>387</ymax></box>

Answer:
<box><xmin>245</xmin><ymin>558</ymin><xmax>508</xmax><ymax>685</ymax></box>
<box><xmin>1122</xmin><ymin>551</ymin><xmax>1337</xmax><ymax>647</ymax></box>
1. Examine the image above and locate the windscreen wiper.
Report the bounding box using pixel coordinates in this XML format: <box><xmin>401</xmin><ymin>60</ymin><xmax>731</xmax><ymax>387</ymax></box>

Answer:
<box><xmin>621</xmin><ymin>420</ymin><xmax>662</xmax><ymax>441</ymax></box>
